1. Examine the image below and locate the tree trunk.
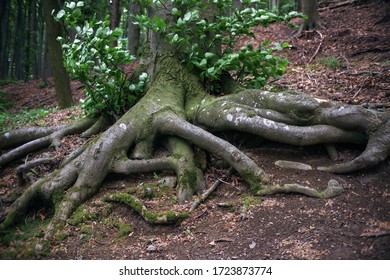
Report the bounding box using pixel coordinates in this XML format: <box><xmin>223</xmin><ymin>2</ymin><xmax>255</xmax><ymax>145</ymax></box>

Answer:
<box><xmin>0</xmin><ymin>0</ymin><xmax>11</xmax><ymax>79</ymax></box>
<box><xmin>42</xmin><ymin>0</ymin><xmax>73</xmax><ymax>108</ymax></box>
<box><xmin>300</xmin><ymin>0</ymin><xmax>322</xmax><ymax>31</ymax></box>
<box><xmin>110</xmin><ymin>0</ymin><xmax>121</xmax><ymax>47</ymax></box>
<box><xmin>29</xmin><ymin>0</ymin><xmax>39</xmax><ymax>79</ymax></box>
<box><xmin>128</xmin><ymin>1</ymin><xmax>141</xmax><ymax>56</ymax></box>
<box><xmin>13</xmin><ymin>0</ymin><xmax>25</xmax><ymax>80</ymax></box>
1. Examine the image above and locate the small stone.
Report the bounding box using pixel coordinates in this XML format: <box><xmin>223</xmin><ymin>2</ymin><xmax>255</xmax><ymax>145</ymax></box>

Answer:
<box><xmin>158</xmin><ymin>176</ymin><xmax>177</xmax><ymax>188</ymax></box>
<box><xmin>79</xmin><ymin>234</ymin><xmax>88</xmax><ymax>240</ymax></box>
<box><xmin>35</xmin><ymin>243</ymin><xmax>43</xmax><ymax>252</ymax></box>
<box><xmin>275</xmin><ymin>160</ymin><xmax>312</xmax><ymax>171</ymax></box>
<box><xmin>147</xmin><ymin>245</ymin><xmax>156</xmax><ymax>251</ymax></box>
<box><xmin>249</xmin><ymin>241</ymin><xmax>256</xmax><ymax>249</ymax></box>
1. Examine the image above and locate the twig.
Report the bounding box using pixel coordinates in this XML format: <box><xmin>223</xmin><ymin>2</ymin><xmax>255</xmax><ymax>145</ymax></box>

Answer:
<box><xmin>340</xmin><ymin>52</ymin><xmax>350</xmax><ymax>70</ymax></box>
<box><xmin>352</xmin><ymin>80</ymin><xmax>366</xmax><ymax>99</ymax></box>
<box><xmin>309</xmin><ymin>30</ymin><xmax>324</xmax><ymax>63</ymax></box>
<box><xmin>361</xmin><ymin>231</ymin><xmax>390</xmax><ymax>238</ymax></box>
<box><xmin>189</xmin><ymin>167</ymin><xmax>234</xmax><ymax>213</ymax></box>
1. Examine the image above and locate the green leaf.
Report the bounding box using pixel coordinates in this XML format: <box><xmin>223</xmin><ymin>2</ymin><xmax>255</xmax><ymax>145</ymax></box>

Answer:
<box><xmin>154</xmin><ymin>15</ymin><xmax>166</xmax><ymax>31</ymax></box>
<box><xmin>66</xmin><ymin>2</ymin><xmax>76</xmax><ymax>9</ymax></box>
<box><xmin>56</xmin><ymin>9</ymin><xmax>65</xmax><ymax>20</ymax></box>
<box><xmin>171</xmin><ymin>33</ymin><xmax>179</xmax><ymax>43</ymax></box>
<box><xmin>205</xmin><ymin>52</ymin><xmax>215</xmax><ymax>59</ymax></box>
<box><xmin>171</xmin><ymin>7</ymin><xmax>180</xmax><ymax>16</ymax></box>
<box><xmin>112</xmin><ymin>28</ymin><xmax>123</xmax><ymax>37</ymax></box>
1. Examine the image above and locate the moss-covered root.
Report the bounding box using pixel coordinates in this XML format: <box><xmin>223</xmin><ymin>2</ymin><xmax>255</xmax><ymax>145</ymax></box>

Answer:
<box><xmin>167</xmin><ymin>137</ymin><xmax>205</xmax><ymax>204</ymax></box>
<box><xmin>44</xmin><ymin>182</ymin><xmax>102</xmax><ymax>240</ymax></box>
<box><xmin>155</xmin><ymin>111</ymin><xmax>270</xmax><ymax>192</ymax></box>
<box><xmin>0</xmin><ymin>117</ymin><xmax>97</xmax><ymax>168</ymax></box>
<box><xmin>318</xmin><ymin>118</ymin><xmax>390</xmax><ymax>173</ymax></box>
<box><xmin>255</xmin><ymin>179</ymin><xmax>344</xmax><ymax>198</ymax></box>
<box><xmin>104</xmin><ymin>193</ymin><xmax>188</xmax><ymax>225</ymax></box>
<box><xmin>1</xmin><ymin>163</ymin><xmax>79</xmax><ymax>232</ymax></box>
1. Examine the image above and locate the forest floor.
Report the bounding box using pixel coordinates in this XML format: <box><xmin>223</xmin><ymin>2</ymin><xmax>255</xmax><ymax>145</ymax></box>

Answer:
<box><xmin>0</xmin><ymin>1</ymin><xmax>389</xmax><ymax>260</ymax></box>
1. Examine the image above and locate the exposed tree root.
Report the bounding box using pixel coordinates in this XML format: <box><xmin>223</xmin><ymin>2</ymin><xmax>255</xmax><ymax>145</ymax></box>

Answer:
<box><xmin>1</xmin><ymin>56</ymin><xmax>389</xmax><ymax>247</ymax></box>
<box><xmin>104</xmin><ymin>193</ymin><xmax>188</xmax><ymax>225</ymax></box>
<box><xmin>0</xmin><ymin>117</ymin><xmax>97</xmax><ymax>168</ymax></box>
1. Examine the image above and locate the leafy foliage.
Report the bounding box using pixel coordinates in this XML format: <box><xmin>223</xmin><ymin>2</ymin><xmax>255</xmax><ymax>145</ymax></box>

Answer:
<box><xmin>134</xmin><ymin>0</ymin><xmax>298</xmax><ymax>91</ymax></box>
<box><xmin>56</xmin><ymin>1</ymin><xmax>147</xmax><ymax>118</ymax></box>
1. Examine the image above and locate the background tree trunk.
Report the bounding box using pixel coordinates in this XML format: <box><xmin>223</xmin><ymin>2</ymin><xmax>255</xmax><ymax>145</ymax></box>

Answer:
<box><xmin>0</xmin><ymin>0</ymin><xmax>11</xmax><ymax>79</ymax></box>
<box><xmin>301</xmin><ymin>0</ymin><xmax>321</xmax><ymax>30</ymax></box>
<box><xmin>128</xmin><ymin>1</ymin><xmax>140</xmax><ymax>56</ymax></box>
<box><xmin>13</xmin><ymin>0</ymin><xmax>25</xmax><ymax>80</ymax></box>
<box><xmin>110</xmin><ymin>0</ymin><xmax>121</xmax><ymax>47</ymax></box>
<box><xmin>42</xmin><ymin>0</ymin><xmax>73</xmax><ymax>108</ymax></box>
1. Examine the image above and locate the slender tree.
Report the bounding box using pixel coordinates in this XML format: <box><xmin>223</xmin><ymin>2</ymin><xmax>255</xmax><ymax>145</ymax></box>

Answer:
<box><xmin>110</xmin><ymin>0</ymin><xmax>121</xmax><ymax>47</ymax></box>
<box><xmin>297</xmin><ymin>0</ymin><xmax>322</xmax><ymax>34</ymax></box>
<box><xmin>42</xmin><ymin>0</ymin><xmax>73</xmax><ymax>108</ymax></box>
<box><xmin>128</xmin><ymin>1</ymin><xmax>141</xmax><ymax>55</ymax></box>
<box><xmin>13</xmin><ymin>0</ymin><xmax>25</xmax><ymax>79</ymax></box>
<box><xmin>0</xmin><ymin>0</ymin><xmax>11</xmax><ymax>79</ymax></box>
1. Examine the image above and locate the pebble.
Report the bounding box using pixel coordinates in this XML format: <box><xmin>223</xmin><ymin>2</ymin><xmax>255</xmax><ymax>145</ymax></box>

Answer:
<box><xmin>275</xmin><ymin>160</ymin><xmax>312</xmax><ymax>171</ymax></box>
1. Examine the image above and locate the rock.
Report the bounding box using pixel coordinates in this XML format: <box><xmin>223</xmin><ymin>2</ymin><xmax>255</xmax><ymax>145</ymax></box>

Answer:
<box><xmin>323</xmin><ymin>179</ymin><xmax>344</xmax><ymax>197</ymax></box>
<box><xmin>147</xmin><ymin>244</ymin><xmax>156</xmax><ymax>251</ymax></box>
<box><xmin>158</xmin><ymin>176</ymin><xmax>177</xmax><ymax>188</ymax></box>
<box><xmin>275</xmin><ymin>160</ymin><xmax>312</xmax><ymax>171</ymax></box>
<box><xmin>35</xmin><ymin>243</ymin><xmax>43</xmax><ymax>252</ymax></box>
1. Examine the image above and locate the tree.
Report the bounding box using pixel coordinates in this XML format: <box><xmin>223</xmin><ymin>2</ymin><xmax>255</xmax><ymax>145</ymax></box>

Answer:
<box><xmin>295</xmin><ymin>0</ymin><xmax>322</xmax><ymax>36</ymax></box>
<box><xmin>1</xmin><ymin>0</ymin><xmax>389</xmax><ymax>247</ymax></box>
<box><xmin>42</xmin><ymin>0</ymin><xmax>74</xmax><ymax>108</ymax></box>
<box><xmin>0</xmin><ymin>0</ymin><xmax>11</xmax><ymax>79</ymax></box>
<box><xmin>127</xmin><ymin>1</ymin><xmax>141</xmax><ymax>55</ymax></box>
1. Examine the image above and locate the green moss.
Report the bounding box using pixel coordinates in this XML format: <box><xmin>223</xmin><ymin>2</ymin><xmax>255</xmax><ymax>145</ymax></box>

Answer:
<box><xmin>0</xmin><ymin>217</ymin><xmax>50</xmax><ymax>259</ymax></box>
<box><xmin>55</xmin><ymin>231</ymin><xmax>69</xmax><ymax>241</ymax></box>
<box><xmin>181</xmin><ymin>170</ymin><xmax>198</xmax><ymax>191</ymax></box>
<box><xmin>242</xmin><ymin>195</ymin><xmax>262</xmax><ymax>209</ymax></box>
<box><xmin>52</xmin><ymin>190</ymin><xmax>65</xmax><ymax>211</ymax></box>
<box><xmin>104</xmin><ymin>193</ymin><xmax>188</xmax><ymax>225</ymax></box>
<box><xmin>240</xmin><ymin>169</ymin><xmax>263</xmax><ymax>194</ymax></box>
<box><xmin>116</xmin><ymin>222</ymin><xmax>134</xmax><ymax>238</ymax></box>
<box><xmin>69</xmin><ymin>206</ymin><xmax>99</xmax><ymax>226</ymax></box>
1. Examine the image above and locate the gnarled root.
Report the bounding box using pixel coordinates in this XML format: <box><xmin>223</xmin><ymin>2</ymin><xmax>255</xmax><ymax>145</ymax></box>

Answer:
<box><xmin>195</xmin><ymin>89</ymin><xmax>389</xmax><ymax>174</ymax></box>
<box><xmin>0</xmin><ymin>117</ymin><xmax>97</xmax><ymax>168</ymax></box>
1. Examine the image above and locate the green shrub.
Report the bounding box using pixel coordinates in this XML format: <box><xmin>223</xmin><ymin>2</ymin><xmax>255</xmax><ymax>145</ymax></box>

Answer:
<box><xmin>134</xmin><ymin>0</ymin><xmax>298</xmax><ymax>92</ymax></box>
<box><xmin>56</xmin><ymin>2</ymin><xmax>147</xmax><ymax>118</ymax></box>
<box><xmin>318</xmin><ymin>57</ymin><xmax>342</xmax><ymax>70</ymax></box>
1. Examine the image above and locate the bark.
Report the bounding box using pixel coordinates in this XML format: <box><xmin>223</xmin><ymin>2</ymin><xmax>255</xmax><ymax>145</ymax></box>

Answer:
<box><xmin>294</xmin><ymin>0</ymin><xmax>323</xmax><ymax>36</ymax></box>
<box><xmin>42</xmin><ymin>0</ymin><xmax>73</xmax><ymax>108</ymax></box>
<box><xmin>13</xmin><ymin>0</ymin><xmax>25</xmax><ymax>79</ymax></box>
<box><xmin>128</xmin><ymin>1</ymin><xmax>141</xmax><ymax>55</ymax></box>
<box><xmin>110</xmin><ymin>0</ymin><xmax>121</xmax><ymax>47</ymax></box>
<box><xmin>0</xmin><ymin>0</ymin><xmax>10</xmax><ymax>79</ymax></box>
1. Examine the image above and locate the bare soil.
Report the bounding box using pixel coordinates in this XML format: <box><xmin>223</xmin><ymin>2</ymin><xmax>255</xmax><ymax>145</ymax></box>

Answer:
<box><xmin>0</xmin><ymin>1</ymin><xmax>389</xmax><ymax>259</ymax></box>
